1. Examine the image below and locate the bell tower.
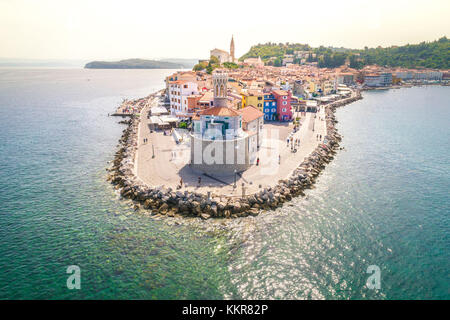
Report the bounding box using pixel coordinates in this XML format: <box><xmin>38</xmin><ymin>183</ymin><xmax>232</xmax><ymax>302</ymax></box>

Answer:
<box><xmin>213</xmin><ymin>70</ymin><xmax>228</xmax><ymax>108</ymax></box>
<box><xmin>230</xmin><ymin>35</ymin><xmax>235</xmax><ymax>62</ymax></box>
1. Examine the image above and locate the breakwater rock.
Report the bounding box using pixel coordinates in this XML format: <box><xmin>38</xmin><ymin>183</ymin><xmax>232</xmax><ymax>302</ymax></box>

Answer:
<box><xmin>107</xmin><ymin>91</ymin><xmax>362</xmax><ymax>219</ymax></box>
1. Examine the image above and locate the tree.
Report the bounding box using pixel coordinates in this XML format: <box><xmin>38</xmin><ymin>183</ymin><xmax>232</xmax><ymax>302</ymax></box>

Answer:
<box><xmin>192</xmin><ymin>61</ymin><xmax>207</xmax><ymax>71</ymax></box>
<box><xmin>223</xmin><ymin>62</ymin><xmax>239</xmax><ymax>69</ymax></box>
<box><xmin>206</xmin><ymin>62</ymin><xmax>213</xmax><ymax>74</ymax></box>
<box><xmin>274</xmin><ymin>58</ymin><xmax>282</xmax><ymax>67</ymax></box>
<box><xmin>209</xmin><ymin>55</ymin><xmax>219</xmax><ymax>65</ymax></box>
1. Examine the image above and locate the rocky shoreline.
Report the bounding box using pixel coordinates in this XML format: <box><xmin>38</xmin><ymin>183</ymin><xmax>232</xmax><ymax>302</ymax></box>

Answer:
<box><xmin>107</xmin><ymin>91</ymin><xmax>363</xmax><ymax>219</ymax></box>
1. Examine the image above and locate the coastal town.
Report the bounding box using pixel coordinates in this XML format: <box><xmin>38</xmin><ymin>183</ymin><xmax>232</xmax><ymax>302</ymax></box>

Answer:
<box><xmin>107</xmin><ymin>36</ymin><xmax>448</xmax><ymax>219</ymax></box>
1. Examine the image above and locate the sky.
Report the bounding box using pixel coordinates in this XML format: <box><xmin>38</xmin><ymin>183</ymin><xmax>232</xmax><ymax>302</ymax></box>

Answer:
<box><xmin>0</xmin><ymin>0</ymin><xmax>449</xmax><ymax>61</ymax></box>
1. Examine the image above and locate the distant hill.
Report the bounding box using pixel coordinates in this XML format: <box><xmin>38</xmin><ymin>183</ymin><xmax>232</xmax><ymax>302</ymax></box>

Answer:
<box><xmin>84</xmin><ymin>58</ymin><xmax>184</xmax><ymax>69</ymax></box>
<box><xmin>240</xmin><ymin>37</ymin><xmax>450</xmax><ymax>69</ymax></box>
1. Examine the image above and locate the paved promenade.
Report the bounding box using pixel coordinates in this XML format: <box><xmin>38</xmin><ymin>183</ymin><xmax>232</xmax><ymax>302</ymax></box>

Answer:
<box><xmin>135</xmin><ymin>99</ymin><xmax>327</xmax><ymax>198</ymax></box>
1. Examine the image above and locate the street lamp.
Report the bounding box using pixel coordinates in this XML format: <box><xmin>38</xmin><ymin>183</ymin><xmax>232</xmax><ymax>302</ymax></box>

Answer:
<box><xmin>152</xmin><ymin>144</ymin><xmax>155</xmax><ymax>158</ymax></box>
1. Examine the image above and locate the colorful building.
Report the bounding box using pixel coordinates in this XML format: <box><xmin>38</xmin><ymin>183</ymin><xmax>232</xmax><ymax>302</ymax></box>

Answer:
<box><xmin>272</xmin><ymin>90</ymin><xmax>293</xmax><ymax>122</ymax></box>
<box><xmin>263</xmin><ymin>93</ymin><xmax>277</xmax><ymax>121</ymax></box>
<box><xmin>241</xmin><ymin>90</ymin><xmax>264</xmax><ymax>111</ymax></box>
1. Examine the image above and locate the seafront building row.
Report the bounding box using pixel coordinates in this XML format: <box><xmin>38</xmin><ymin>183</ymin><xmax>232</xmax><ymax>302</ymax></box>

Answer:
<box><xmin>155</xmin><ymin>36</ymin><xmax>449</xmax><ymax>176</ymax></box>
<box><xmin>165</xmin><ymin>59</ymin><xmax>447</xmax><ymax>122</ymax></box>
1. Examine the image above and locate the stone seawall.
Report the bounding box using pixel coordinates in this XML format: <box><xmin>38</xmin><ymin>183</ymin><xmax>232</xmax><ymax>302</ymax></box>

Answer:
<box><xmin>107</xmin><ymin>91</ymin><xmax>363</xmax><ymax>219</ymax></box>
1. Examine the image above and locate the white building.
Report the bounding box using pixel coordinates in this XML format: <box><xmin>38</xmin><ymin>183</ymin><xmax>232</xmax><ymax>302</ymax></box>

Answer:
<box><xmin>364</xmin><ymin>72</ymin><xmax>392</xmax><ymax>87</ymax></box>
<box><xmin>168</xmin><ymin>80</ymin><xmax>199</xmax><ymax>116</ymax></box>
<box><xmin>239</xmin><ymin>105</ymin><xmax>264</xmax><ymax>160</ymax></box>
<box><xmin>243</xmin><ymin>57</ymin><xmax>264</xmax><ymax>68</ymax></box>
<box><xmin>210</xmin><ymin>48</ymin><xmax>232</xmax><ymax>64</ymax></box>
<box><xmin>282</xmin><ymin>57</ymin><xmax>294</xmax><ymax>66</ymax></box>
<box><xmin>190</xmin><ymin>70</ymin><xmax>261</xmax><ymax>175</ymax></box>
<box><xmin>395</xmin><ymin>71</ymin><xmax>415</xmax><ymax>80</ymax></box>
<box><xmin>210</xmin><ymin>36</ymin><xmax>236</xmax><ymax>64</ymax></box>
<box><xmin>414</xmin><ymin>70</ymin><xmax>443</xmax><ymax>81</ymax></box>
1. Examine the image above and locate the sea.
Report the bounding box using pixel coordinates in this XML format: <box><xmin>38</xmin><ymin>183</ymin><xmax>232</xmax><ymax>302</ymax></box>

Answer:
<box><xmin>0</xmin><ymin>68</ymin><xmax>448</xmax><ymax>299</ymax></box>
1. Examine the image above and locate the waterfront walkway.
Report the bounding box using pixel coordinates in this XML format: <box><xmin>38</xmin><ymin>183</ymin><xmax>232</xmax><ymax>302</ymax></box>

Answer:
<box><xmin>135</xmin><ymin>99</ymin><xmax>327</xmax><ymax>197</ymax></box>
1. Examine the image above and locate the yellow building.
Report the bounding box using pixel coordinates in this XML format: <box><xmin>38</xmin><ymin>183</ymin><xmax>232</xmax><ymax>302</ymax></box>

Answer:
<box><xmin>240</xmin><ymin>89</ymin><xmax>264</xmax><ymax>111</ymax></box>
<box><xmin>392</xmin><ymin>75</ymin><xmax>402</xmax><ymax>85</ymax></box>
<box><xmin>320</xmin><ymin>79</ymin><xmax>335</xmax><ymax>95</ymax></box>
<box><xmin>306</xmin><ymin>79</ymin><xmax>318</xmax><ymax>94</ymax></box>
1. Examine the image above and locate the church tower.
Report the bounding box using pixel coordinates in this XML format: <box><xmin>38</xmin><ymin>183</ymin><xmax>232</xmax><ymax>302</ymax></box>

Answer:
<box><xmin>230</xmin><ymin>35</ymin><xmax>235</xmax><ymax>62</ymax></box>
<box><xmin>213</xmin><ymin>70</ymin><xmax>228</xmax><ymax>108</ymax></box>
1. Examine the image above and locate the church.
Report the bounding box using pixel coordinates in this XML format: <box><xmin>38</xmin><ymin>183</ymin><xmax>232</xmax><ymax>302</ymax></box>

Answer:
<box><xmin>210</xmin><ymin>36</ymin><xmax>237</xmax><ymax>64</ymax></box>
<box><xmin>190</xmin><ymin>70</ymin><xmax>262</xmax><ymax>175</ymax></box>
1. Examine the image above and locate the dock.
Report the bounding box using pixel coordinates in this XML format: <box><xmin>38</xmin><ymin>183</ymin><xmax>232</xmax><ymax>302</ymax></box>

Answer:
<box><xmin>111</xmin><ymin>90</ymin><xmax>164</xmax><ymax>117</ymax></box>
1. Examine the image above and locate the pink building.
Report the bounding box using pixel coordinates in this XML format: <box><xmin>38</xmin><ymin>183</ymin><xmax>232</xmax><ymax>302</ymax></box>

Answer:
<box><xmin>272</xmin><ymin>90</ymin><xmax>293</xmax><ymax>122</ymax></box>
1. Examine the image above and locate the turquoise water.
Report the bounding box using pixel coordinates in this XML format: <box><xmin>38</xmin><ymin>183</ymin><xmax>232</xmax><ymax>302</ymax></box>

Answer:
<box><xmin>0</xmin><ymin>69</ymin><xmax>448</xmax><ymax>299</ymax></box>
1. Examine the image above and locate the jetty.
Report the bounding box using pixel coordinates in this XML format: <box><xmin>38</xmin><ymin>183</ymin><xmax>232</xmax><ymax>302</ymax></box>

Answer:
<box><xmin>111</xmin><ymin>92</ymin><xmax>163</xmax><ymax>116</ymax></box>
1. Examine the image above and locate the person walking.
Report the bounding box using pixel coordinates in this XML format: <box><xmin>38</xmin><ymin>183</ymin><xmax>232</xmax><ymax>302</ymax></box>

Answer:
<box><xmin>198</xmin><ymin>176</ymin><xmax>201</xmax><ymax>187</ymax></box>
<box><xmin>256</xmin><ymin>157</ymin><xmax>260</xmax><ymax>166</ymax></box>
<box><xmin>278</xmin><ymin>155</ymin><xmax>281</xmax><ymax>165</ymax></box>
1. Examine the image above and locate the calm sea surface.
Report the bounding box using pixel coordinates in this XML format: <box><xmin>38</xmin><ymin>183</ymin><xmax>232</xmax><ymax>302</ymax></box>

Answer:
<box><xmin>0</xmin><ymin>69</ymin><xmax>448</xmax><ymax>299</ymax></box>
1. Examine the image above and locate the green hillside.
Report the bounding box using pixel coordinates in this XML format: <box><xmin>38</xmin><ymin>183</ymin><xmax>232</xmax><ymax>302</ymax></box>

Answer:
<box><xmin>240</xmin><ymin>43</ymin><xmax>311</xmax><ymax>61</ymax></box>
<box><xmin>84</xmin><ymin>58</ymin><xmax>183</xmax><ymax>69</ymax></box>
<box><xmin>240</xmin><ymin>37</ymin><xmax>450</xmax><ymax>69</ymax></box>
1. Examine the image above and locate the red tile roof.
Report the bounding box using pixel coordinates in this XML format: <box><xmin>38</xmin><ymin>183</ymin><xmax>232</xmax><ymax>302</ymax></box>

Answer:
<box><xmin>238</xmin><ymin>105</ymin><xmax>264</xmax><ymax>123</ymax></box>
<box><xmin>272</xmin><ymin>89</ymin><xmax>289</xmax><ymax>96</ymax></box>
<box><xmin>200</xmin><ymin>106</ymin><xmax>240</xmax><ymax>117</ymax></box>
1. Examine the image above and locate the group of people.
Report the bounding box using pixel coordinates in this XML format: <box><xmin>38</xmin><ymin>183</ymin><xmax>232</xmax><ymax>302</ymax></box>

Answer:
<box><xmin>316</xmin><ymin>134</ymin><xmax>322</xmax><ymax>141</ymax></box>
<box><xmin>143</xmin><ymin>138</ymin><xmax>148</xmax><ymax>144</ymax></box>
<box><xmin>287</xmin><ymin>137</ymin><xmax>301</xmax><ymax>153</ymax></box>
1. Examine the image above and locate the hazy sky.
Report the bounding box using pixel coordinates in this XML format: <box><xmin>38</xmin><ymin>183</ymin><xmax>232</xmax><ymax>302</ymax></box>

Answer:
<box><xmin>1</xmin><ymin>0</ymin><xmax>449</xmax><ymax>60</ymax></box>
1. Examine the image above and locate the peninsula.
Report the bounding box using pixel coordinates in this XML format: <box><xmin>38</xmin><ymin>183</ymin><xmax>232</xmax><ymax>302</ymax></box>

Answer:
<box><xmin>85</xmin><ymin>58</ymin><xmax>184</xmax><ymax>69</ymax></box>
<box><xmin>107</xmin><ymin>36</ymin><xmax>448</xmax><ymax>220</ymax></box>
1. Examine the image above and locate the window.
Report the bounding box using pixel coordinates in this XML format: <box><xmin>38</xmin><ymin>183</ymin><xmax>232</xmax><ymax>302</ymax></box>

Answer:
<box><xmin>184</xmin><ymin>85</ymin><xmax>188</xmax><ymax>88</ymax></box>
<box><xmin>258</xmin><ymin>97</ymin><xmax>262</xmax><ymax>100</ymax></box>
<box><xmin>283</xmin><ymin>101</ymin><xmax>287</xmax><ymax>105</ymax></box>
<box><xmin>265</xmin><ymin>109</ymin><xmax>270</xmax><ymax>113</ymax></box>
<box><xmin>282</xmin><ymin>108</ymin><xmax>287</xmax><ymax>112</ymax></box>
<box><xmin>272</xmin><ymin>102</ymin><xmax>275</xmax><ymax>106</ymax></box>
<box><xmin>283</xmin><ymin>96</ymin><xmax>287</xmax><ymax>100</ymax></box>
<box><xmin>265</xmin><ymin>102</ymin><xmax>269</xmax><ymax>106</ymax></box>
<box><xmin>258</xmin><ymin>103</ymin><xmax>262</xmax><ymax>108</ymax></box>
<box><xmin>272</xmin><ymin>108</ymin><xmax>276</xmax><ymax>113</ymax></box>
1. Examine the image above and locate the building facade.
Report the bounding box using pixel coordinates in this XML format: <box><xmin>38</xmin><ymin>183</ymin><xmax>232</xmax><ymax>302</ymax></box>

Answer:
<box><xmin>272</xmin><ymin>90</ymin><xmax>293</xmax><ymax>122</ymax></box>
<box><xmin>210</xmin><ymin>36</ymin><xmax>237</xmax><ymax>64</ymax></box>
<box><xmin>190</xmin><ymin>71</ymin><xmax>256</xmax><ymax>175</ymax></box>
<box><xmin>364</xmin><ymin>72</ymin><xmax>392</xmax><ymax>87</ymax></box>
<box><xmin>241</xmin><ymin>90</ymin><xmax>264</xmax><ymax>111</ymax></box>
<box><xmin>263</xmin><ymin>93</ymin><xmax>277</xmax><ymax>121</ymax></box>
<box><xmin>168</xmin><ymin>80</ymin><xmax>199</xmax><ymax>116</ymax></box>
<box><xmin>239</xmin><ymin>105</ymin><xmax>264</xmax><ymax>156</ymax></box>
